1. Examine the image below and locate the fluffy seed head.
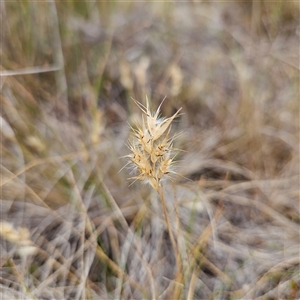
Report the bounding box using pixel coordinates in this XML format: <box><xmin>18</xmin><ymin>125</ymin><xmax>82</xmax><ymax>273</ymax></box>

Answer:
<box><xmin>127</xmin><ymin>97</ymin><xmax>181</xmax><ymax>191</ymax></box>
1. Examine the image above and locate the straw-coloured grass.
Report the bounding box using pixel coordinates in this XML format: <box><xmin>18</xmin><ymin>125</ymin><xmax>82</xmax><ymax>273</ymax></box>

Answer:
<box><xmin>1</xmin><ymin>1</ymin><xmax>299</xmax><ymax>299</ymax></box>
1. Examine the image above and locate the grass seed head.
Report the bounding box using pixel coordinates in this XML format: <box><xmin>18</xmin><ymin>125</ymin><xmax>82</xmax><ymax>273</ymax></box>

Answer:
<box><xmin>128</xmin><ymin>97</ymin><xmax>181</xmax><ymax>191</ymax></box>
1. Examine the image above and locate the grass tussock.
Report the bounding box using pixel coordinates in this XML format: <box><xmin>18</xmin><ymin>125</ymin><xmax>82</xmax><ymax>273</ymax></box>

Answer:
<box><xmin>1</xmin><ymin>1</ymin><xmax>299</xmax><ymax>299</ymax></box>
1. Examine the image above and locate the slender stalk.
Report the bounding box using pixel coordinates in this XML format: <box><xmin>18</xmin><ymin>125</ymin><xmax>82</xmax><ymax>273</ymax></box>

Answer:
<box><xmin>158</xmin><ymin>184</ymin><xmax>183</xmax><ymax>299</ymax></box>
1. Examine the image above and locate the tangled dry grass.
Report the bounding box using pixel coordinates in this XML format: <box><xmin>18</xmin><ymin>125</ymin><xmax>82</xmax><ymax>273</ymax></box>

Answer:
<box><xmin>1</xmin><ymin>1</ymin><xmax>299</xmax><ymax>299</ymax></box>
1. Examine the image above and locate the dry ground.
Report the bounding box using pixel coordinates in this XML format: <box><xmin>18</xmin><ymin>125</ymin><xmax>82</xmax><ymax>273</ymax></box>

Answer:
<box><xmin>1</xmin><ymin>1</ymin><xmax>299</xmax><ymax>299</ymax></box>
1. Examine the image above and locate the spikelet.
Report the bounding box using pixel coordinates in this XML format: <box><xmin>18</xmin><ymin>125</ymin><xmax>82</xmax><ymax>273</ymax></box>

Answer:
<box><xmin>127</xmin><ymin>97</ymin><xmax>181</xmax><ymax>191</ymax></box>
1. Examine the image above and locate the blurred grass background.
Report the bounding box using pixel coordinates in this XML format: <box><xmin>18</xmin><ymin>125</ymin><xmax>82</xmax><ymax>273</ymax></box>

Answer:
<box><xmin>1</xmin><ymin>1</ymin><xmax>299</xmax><ymax>299</ymax></box>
